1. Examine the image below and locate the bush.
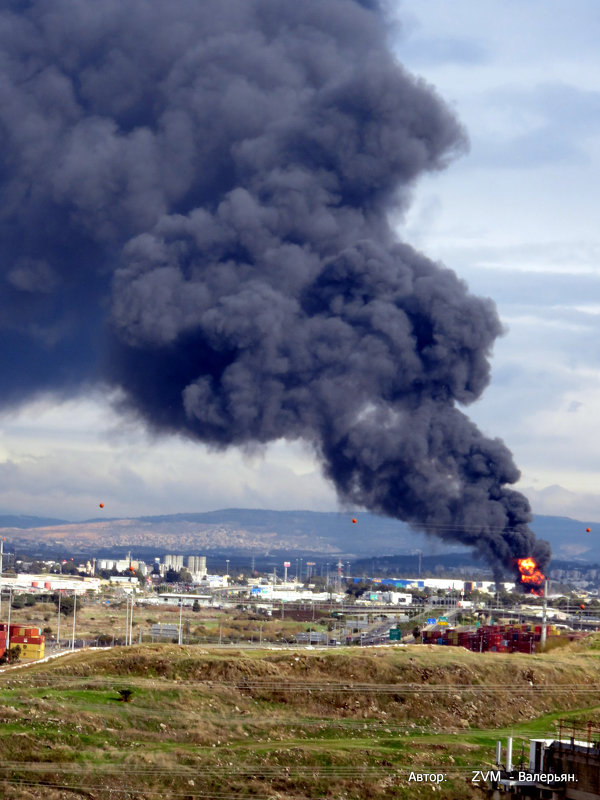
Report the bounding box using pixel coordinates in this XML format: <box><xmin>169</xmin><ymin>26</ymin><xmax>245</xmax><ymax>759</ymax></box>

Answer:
<box><xmin>0</xmin><ymin>645</ymin><xmax>21</xmax><ymax>664</ymax></box>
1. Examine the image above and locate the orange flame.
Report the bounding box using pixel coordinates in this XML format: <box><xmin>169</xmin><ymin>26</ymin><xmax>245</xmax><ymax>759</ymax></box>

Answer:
<box><xmin>517</xmin><ymin>557</ymin><xmax>545</xmax><ymax>595</ymax></box>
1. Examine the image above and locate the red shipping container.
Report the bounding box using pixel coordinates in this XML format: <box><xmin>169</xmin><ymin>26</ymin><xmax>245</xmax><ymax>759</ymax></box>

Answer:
<box><xmin>10</xmin><ymin>635</ymin><xmax>45</xmax><ymax>645</ymax></box>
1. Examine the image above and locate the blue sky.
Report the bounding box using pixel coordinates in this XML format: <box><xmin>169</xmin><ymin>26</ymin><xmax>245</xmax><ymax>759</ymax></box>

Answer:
<box><xmin>392</xmin><ymin>0</ymin><xmax>600</xmax><ymax>523</ymax></box>
<box><xmin>1</xmin><ymin>0</ymin><xmax>599</xmax><ymax>523</ymax></box>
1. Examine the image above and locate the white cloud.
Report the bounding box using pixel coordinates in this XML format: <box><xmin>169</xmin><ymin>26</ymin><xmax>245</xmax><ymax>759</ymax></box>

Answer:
<box><xmin>0</xmin><ymin>397</ymin><xmax>337</xmax><ymax>519</ymax></box>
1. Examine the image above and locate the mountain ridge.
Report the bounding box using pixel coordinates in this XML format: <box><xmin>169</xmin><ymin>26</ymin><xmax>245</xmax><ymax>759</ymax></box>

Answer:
<box><xmin>0</xmin><ymin>508</ymin><xmax>595</xmax><ymax>562</ymax></box>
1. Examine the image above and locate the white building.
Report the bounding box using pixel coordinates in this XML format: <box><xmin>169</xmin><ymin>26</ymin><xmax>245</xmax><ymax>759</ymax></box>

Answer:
<box><xmin>1</xmin><ymin>574</ymin><xmax>101</xmax><ymax>594</ymax></box>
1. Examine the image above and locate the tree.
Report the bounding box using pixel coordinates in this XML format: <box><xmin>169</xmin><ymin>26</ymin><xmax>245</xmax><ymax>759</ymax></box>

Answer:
<box><xmin>60</xmin><ymin>561</ymin><xmax>82</xmax><ymax>575</ymax></box>
<box><xmin>51</xmin><ymin>593</ymin><xmax>75</xmax><ymax>616</ymax></box>
<box><xmin>345</xmin><ymin>581</ymin><xmax>373</xmax><ymax>598</ymax></box>
<box><xmin>165</xmin><ymin>568</ymin><xmax>180</xmax><ymax>583</ymax></box>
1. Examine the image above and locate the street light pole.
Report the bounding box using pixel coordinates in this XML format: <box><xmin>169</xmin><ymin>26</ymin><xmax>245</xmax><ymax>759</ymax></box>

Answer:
<box><xmin>7</xmin><ymin>588</ymin><xmax>12</xmax><ymax>642</ymax></box>
<box><xmin>178</xmin><ymin>600</ymin><xmax>183</xmax><ymax>645</ymax></box>
<box><xmin>71</xmin><ymin>592</ymin><xmax>77</xmax><ymax>651</ymax></box>
<box><xmin>540</xmin><ymin>579</ymin><xmax>548</xmax><ymax>649</ymax></box>
<box><xmin>130</xmin><ymin>595</ymin><xmax>134</xmax><ymax>645</ymax></box>
<box><xmin>57</xmin><ymin>593</ymin><xmax>61</xmax><ymax>648</ymax></box>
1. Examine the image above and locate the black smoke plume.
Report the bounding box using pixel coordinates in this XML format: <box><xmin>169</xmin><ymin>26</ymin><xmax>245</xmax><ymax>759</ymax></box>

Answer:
<box><xmin>0</xmin><ymin>0</ymin><xmax>550</xmax><ymax>580</ymax></box>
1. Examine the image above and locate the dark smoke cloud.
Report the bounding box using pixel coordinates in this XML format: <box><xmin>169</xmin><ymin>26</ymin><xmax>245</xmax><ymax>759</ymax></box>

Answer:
<box><xmin>0</xmin><ymin>0</ymin><xmax>550</xmax><ymax>578</ymax></box>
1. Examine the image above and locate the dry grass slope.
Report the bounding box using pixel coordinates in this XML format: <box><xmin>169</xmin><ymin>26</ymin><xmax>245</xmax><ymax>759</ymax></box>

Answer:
<box><xmin>1</xmin><ymin>641</ymin><xmax>600</xmax><ymax>799</ymax></box>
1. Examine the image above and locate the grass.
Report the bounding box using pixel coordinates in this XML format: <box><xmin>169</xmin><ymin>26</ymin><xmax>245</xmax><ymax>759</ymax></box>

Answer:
<box><xmin>1</xmin><ymin>641</ymin><xmax>600</xmax><ymax>798</ymax></box>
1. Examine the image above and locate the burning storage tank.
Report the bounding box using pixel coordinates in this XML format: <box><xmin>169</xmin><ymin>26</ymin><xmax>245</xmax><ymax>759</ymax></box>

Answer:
<box><xmin>517</xmin><ymin>558</ymin><xmax>546</xmax><ymax>595</ymax></box>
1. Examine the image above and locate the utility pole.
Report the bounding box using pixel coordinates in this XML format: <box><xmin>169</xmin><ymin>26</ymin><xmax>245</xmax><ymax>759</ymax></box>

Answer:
<box><xmin>125</xmin><ymin>595</ymin><xmax>130</xmax><ymax>645</ymax></box>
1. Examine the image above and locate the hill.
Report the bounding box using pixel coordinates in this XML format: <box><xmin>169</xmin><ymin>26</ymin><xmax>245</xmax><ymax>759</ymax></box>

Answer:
<box><xmin>0</xmin><ymin>508</ymin><xmax>595</xmax><ymax>563</ymax></box>
<box><xmin>2</xmin><ymin>640</ymin><xmax>600</xmax><ymax>799</ymax></box>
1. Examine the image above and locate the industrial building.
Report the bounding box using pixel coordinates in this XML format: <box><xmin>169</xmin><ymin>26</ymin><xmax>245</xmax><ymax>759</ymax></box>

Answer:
<box><xmin>164</xmin><ymin>554</ymin><xmax>184</xmax><ymax>570</ymax></box>
<box><xmin>0</xmin><ymin>574</ymin><xmax>101</xmax><ymax>594</ymax></box>
<box><xmin>352</xmin><ymin>577</ymin><xmax>517</xmax><ymax>593</ymax></box>
<box><xmin>490</xmin><ymin>724</ymin><xmax>600</xmax><ymax>798</ymax></box>
<box><xmin>186</xmin><ymin>555</ymin><xmax>207</xmax><ymax>576</ymax></box>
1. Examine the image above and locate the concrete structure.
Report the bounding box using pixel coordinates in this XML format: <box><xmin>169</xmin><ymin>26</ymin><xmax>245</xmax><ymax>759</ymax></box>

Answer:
<box><xmin>186</xmin><ymin>555</ymin><xmax>207</xmax><ymax>576</ymax></box>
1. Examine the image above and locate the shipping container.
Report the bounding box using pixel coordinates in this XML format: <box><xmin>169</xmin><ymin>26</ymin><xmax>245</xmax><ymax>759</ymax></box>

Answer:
<box><xmin>10</xmin><ymin>636</ymin><xmax>45</xmax><ymax>645</ymax></box>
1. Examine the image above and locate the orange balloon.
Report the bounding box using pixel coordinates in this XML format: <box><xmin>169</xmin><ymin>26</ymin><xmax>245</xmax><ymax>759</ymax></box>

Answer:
<box><xmin>99</xmin><ymin>502</ymin><xmax>104</xmax><ymax>508</ymax></box>
<box><xmin>586</xmin><ymin>527</ymin><xmax>591</xmax><ymax>533</ymax></box>
<box><xmin>352</xmin><ymin>518</ymin><xmax>357</xmax><ymax>524</ymax></box>
<box><xmin>580</xmin><ymin>604</ymin><xmax>585</xmax><ymax>610</ymax></box>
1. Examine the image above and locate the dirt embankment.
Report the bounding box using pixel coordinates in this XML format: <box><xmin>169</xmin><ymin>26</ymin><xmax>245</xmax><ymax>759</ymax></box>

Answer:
<box><xmin>39</xmin><ymin>643</ymin><xmax>600</xmax><ymax>730</ymax></box>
